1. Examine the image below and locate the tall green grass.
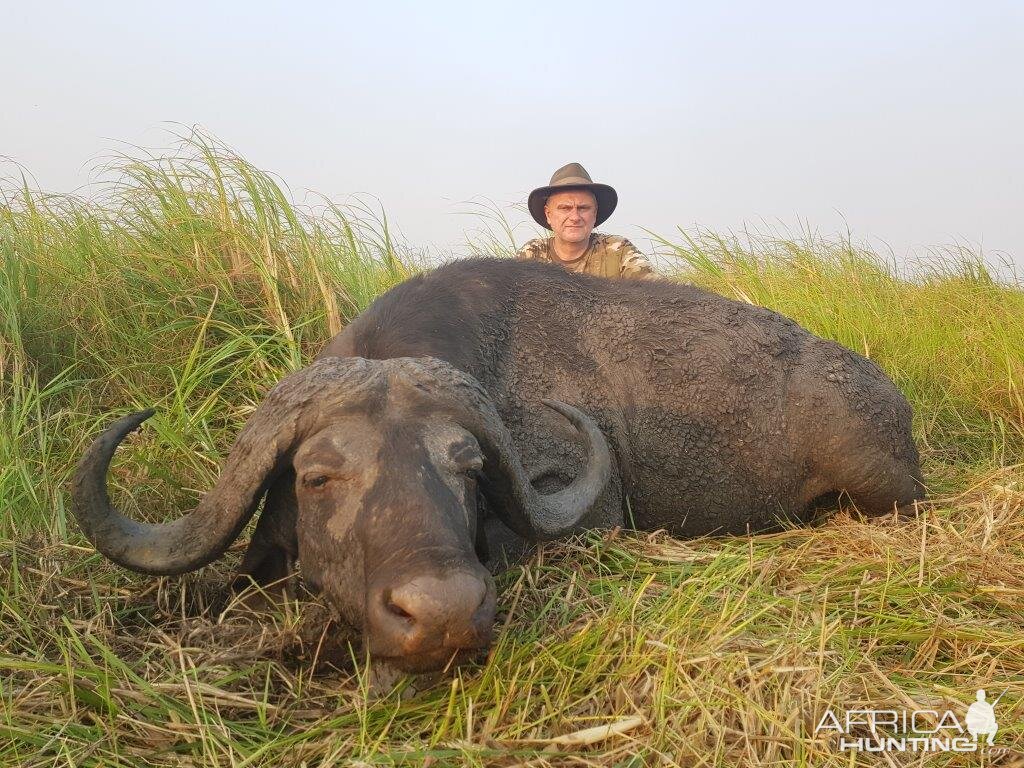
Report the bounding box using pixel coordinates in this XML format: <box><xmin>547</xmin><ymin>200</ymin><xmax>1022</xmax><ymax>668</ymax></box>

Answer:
<box><xmin>1</xmin><ymin>134</ymin><xmax>1021</xmax><ymax>766</ymax></box>
<box><xmin>1</xmin><ymin>133</ymin><xmax>412</xmax><ymax>540</ymax></box>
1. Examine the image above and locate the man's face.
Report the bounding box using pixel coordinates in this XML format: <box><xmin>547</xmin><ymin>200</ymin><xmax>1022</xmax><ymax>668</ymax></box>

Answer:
<box><xmin>545</xmin><ymin>190</ymin><xmax>597</xmax><ymax>245</ymax></box>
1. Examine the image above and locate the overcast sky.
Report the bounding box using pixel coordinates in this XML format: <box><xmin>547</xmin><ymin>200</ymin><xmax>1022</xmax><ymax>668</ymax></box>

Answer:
<box><xmin>3</xmin><ymin>1</ymin><xmax>1021</xmax><ymax>268</ymax></box>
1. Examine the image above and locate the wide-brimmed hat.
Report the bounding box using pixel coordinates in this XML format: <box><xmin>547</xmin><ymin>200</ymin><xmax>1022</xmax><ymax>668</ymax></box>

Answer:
<box><xmin>528</xmin><ymin>162</ymin><xmax>617</xmax><ymax>230</ymax></box>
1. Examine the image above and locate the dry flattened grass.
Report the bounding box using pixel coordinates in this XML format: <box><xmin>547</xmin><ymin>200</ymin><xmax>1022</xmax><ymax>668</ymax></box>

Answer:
<box><xmin>2</xmin><ymin>475</ymin><xmax>1022</xmax><ymax>766</ymax></box>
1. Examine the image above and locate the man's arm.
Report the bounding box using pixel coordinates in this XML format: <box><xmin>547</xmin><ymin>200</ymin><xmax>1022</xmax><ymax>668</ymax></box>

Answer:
<box><xmin>617</xmin><ymin>239</ymin><xmax>660</xmax><ymax>280</ymax></box>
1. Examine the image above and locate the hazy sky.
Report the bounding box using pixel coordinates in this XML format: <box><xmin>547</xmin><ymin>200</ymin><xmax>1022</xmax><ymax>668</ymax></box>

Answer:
<box><xmin>3</xmin><ymin>1</ymin><xmax>1022</xmax><ymax>268</ymax></box>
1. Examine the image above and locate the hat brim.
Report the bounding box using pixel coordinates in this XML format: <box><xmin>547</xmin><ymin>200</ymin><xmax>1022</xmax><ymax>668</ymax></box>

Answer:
<box><xmin>528</xmin><ymin>183</ymin><xmax>617</xmax><ymax>230</ymax></box>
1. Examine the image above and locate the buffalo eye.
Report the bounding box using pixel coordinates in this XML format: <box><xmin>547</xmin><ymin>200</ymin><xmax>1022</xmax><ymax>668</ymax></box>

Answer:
<box><xmin>448</xmin><ymin>438</ymin><xmax>483</xmax><ymax>477</ymax></box>
<box><xmin>305</xmin><ymin>474</ymin><xmax>330</xmax><ymax>489</ymax></box>
<box><xmin>459</xmin><ymin>457</ymin><xmax>484</xmax><ymax>478</ymax></box>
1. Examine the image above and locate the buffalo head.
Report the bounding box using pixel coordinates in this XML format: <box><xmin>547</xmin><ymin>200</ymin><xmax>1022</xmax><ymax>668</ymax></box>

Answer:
<box><xmin>72</xmin><ymin>356</ymin><xmax>611</xmax><ymax>673</ymax></box>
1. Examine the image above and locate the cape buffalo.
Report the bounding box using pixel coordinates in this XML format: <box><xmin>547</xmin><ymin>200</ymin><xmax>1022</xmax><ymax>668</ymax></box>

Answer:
<box><xmin>73</xmin><ymin>258</ymin><xmax>923</xmax><ymax>673</ymax></box>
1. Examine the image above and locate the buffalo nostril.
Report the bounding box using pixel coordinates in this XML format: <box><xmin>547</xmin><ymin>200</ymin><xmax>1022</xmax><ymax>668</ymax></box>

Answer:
<box><xmin>386</xmin><ymin>600</ymin><xmax>414</xmax><ymax>621</ymax></box>
<box><xmin>373</xmin><ymin>571</ymin><xmax>495</xmax><ymax>656</ymax></box>
<box><xmin>383</xmin><ymin>590</ymin><xmax>415</xmax><ymax>621</ymax></box>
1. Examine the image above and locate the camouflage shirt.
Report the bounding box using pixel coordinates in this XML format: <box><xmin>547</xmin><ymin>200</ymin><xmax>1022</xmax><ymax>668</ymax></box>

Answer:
<box><xmin>515</xmin><ymin>233</ymin><xmax>658</xmax><ymax>280</ymax></box>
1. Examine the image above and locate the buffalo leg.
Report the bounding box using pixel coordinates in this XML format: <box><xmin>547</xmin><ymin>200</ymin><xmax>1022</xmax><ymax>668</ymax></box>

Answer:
<box><xmin>850</xmin><ymin>466</ymin><xmax>925</xmax><ymax>518</ymax></box>
<box><xmin>817</xmin><ymin>454</ymin><xmax>925</xmax><ymax>519</ymax></box>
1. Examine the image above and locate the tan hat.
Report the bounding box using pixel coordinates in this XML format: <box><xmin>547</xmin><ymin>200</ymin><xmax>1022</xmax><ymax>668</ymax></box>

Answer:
<box><xmin>528</xmin><ymin>162</ymin><xmax>618</xmax><ymax>230</ymax></box>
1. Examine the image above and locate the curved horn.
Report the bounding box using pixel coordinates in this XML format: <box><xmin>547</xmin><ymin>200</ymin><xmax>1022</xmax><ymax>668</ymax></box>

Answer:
<box><xmin>462</xmin><ymin>397</ymin><xmax>612</xmax><ymax>540</ymax></box>
<box><xmin>71</xmin><ymin>371</ymin><xmax>318</xmax><ymax>576</ymax></box>
<box><xmin>391</xmin><ymin>357</ymin><xmax>612</xmax><ymax>540</ymax></box>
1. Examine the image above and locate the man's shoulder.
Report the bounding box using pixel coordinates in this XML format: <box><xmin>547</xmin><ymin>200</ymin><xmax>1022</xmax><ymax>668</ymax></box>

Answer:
<box><xmin>591</xmin><ymin>232</ymin><xmax>659</xmax><ymax>279</ymax></box>
<box><xmin>590</xmin><ymin>232</ymin><xmax>637</xmax><ymax>251</ymax></box>
<box><xmin>515</xmin><ymin>237</ymin><xmax>552</xmax><ymax>261</ymax></box>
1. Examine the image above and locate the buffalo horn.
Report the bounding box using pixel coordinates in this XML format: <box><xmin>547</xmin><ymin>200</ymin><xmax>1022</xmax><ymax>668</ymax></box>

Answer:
<box><xmin>71</xmin><ymin>375</ymin><xmax>311</xmax><ymax>575</ymax></box>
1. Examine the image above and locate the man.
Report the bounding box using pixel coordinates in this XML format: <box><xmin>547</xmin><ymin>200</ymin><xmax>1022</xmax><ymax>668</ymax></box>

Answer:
<box><xmin>516</xmin><ymin>162</ymin><xmax>657</xmax><ymax>280</ymax></box>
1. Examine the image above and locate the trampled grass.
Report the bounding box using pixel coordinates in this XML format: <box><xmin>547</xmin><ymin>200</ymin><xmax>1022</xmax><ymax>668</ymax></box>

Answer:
<box><xmin>1</xmin><ymin>134</ymin><xmax>1022</xmax><ymax>766</ymax></box>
